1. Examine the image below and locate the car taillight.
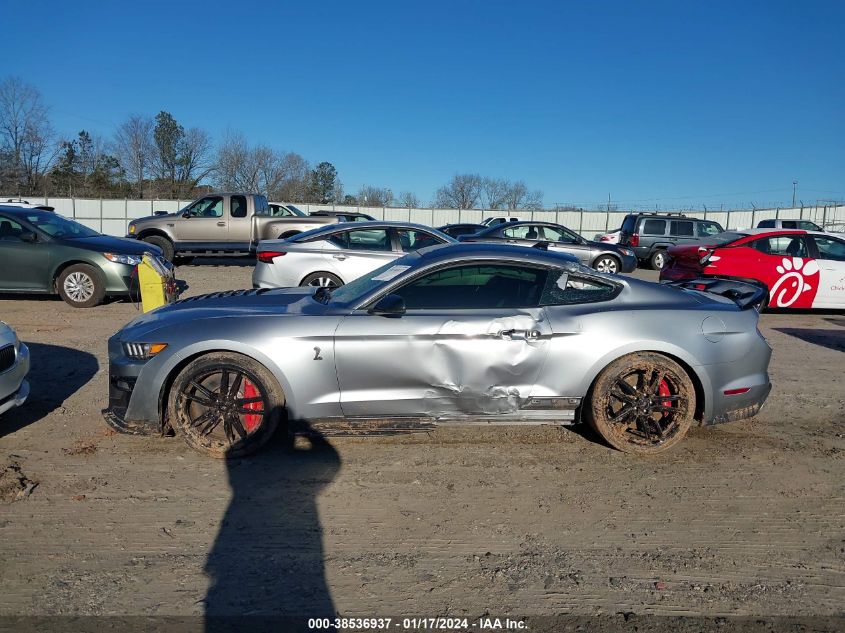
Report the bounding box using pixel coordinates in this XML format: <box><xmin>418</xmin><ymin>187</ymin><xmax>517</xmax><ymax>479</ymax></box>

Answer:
<box><xmin>600</xmin><ymin>235</ymin><xmax>611</xmax><ymax>242</ymax></box>
<box><xmin>257</xmin><ymin>251</ymin><xmax>286</xmax><ymax>263</ymax></box>
<box><xmin>629</xmin><ymin>234</ymin><xmax>639</xmax><ymax>247</ymax></box>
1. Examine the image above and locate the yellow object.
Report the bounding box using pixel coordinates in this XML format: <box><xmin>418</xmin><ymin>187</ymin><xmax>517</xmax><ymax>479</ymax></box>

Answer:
<box><xmin>138</xmin><ymin>253</ymin><xmax>170</xmax><ymax>312</ymax></box>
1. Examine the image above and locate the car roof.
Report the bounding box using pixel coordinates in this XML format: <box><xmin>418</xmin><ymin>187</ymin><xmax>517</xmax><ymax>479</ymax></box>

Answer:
<box><xmin>416</xmin><ymin>241</ymin><xmax>579</xmax><ymax>265</ymax></box>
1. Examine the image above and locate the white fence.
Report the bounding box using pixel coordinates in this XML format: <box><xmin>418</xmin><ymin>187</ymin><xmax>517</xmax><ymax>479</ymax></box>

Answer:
<box><xmin>5</xmin><ymin>196</ymin><xmax>845</xmax><ymax>238</ymax></box>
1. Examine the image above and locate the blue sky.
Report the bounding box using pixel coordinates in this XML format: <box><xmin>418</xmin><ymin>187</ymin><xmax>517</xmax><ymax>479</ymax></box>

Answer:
<box><xmin>2</xmin><ymin>0</ymin><xmax>843</xmax><ymax>208</ymax></box>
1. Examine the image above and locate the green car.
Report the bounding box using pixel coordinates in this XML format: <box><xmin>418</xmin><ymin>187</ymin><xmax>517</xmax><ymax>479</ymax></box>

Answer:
<box><xmin>0</xmin><ymin>206</ymin><xmax>164</xmax><ymax>308</ymax></box>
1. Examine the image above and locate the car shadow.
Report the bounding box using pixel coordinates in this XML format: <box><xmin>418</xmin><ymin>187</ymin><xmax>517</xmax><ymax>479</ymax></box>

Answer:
<box><xmin>182</xmin><ymin>256</ymin><xmax>256</xmax><ymax>268</ymax></box>
<box><xmin>204</xmin><ymin>423</ymin><xmax>341</xmax><ymax>632</ymax></box>
<box><xmin>0</xmin><ymin>342</ymin><xmax>99</xmax><ymax>438</ymax></box>
<box><xmin>772</xmin><ymin>328</ymin><xmax>845</xmax><ymax>353</ymax></box>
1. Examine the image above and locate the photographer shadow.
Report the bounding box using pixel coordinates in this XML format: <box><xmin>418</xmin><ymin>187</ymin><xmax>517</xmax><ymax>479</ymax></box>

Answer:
<box><xmin>204</xmin><ymin>424</ymin><xmax>341</xmax><ymax>632</ymax></box>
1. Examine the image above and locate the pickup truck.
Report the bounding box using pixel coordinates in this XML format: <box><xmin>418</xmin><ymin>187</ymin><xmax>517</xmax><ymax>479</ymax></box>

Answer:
<box><xmin>126</xmin><ymin>193</ymin><xmax>336</xmax><ymax>261</ymax></box>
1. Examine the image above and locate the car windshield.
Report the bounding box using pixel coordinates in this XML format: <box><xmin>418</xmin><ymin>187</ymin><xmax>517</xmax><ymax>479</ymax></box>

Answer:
<box><xmin>19</xmin><ymin>210</ymin><xmax>100</xmax><ymax>238</ymax></box>
<box><xmin>324</xmin><ymin>253</ymin><xmax>421</xmax><ymax>305</ymax></box>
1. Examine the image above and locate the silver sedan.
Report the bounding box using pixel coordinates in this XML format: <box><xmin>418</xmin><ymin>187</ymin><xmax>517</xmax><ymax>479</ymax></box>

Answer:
<box><xmin>0</xmin><ymin>321</ymin><xmax>30</xmax><ymax>415</ymax></box>
<box><xmin>104</xmin><ymin>243</ymin><xmax>772</xmax><ymax>458</ymax></box>
<box><xmin>253</xmin><ymin>221</ymin><xmax>456</xmax><ymax>289</ymax></box>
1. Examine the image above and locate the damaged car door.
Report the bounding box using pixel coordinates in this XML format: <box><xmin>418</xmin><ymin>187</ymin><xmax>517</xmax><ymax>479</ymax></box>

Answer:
<box><xmin>334</xmin><ymin>263</ymin><xmax>553</xmax><ymax>419</ymax></box>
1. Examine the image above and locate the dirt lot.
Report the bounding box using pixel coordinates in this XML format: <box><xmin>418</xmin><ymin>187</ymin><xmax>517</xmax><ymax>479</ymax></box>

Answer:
<box><xmin>0</xmin><ymin>260</ymin><xmax>843</xmax><ymax>629</ymax></box>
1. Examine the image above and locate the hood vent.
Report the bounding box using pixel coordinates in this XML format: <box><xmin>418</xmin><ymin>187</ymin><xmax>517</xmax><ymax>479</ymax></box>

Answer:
<box><xmin>172</xmin><ymin>288</ymin><xmax>272</xmax><ymax>304</ymax></box>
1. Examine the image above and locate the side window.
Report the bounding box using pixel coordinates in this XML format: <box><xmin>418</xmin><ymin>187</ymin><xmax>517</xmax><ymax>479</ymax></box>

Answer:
<box><xmin>798</xmin><ymin>221</ymin><xmax>821</xmax><ymax>231</ymax></box>
<box><xmin>394</xmin><ymin>264</ymin><xmax>547</xmax><ymax>310</ymax></box>
<box><xmin>327</xmin><ymin>228</ymin><xmax>390</xmax><ymax>251</ymax></box>
<box><xmin>670</xmin><ymin>221</ymin><xmax>695</xmax><ymax>237</ymax></box>
<box><xmin>538</xmin><ymin>226</ymin><xmax>578</xmax><ymax>243</ymax></box>
<box><xmin>396</xmin><ymin>229</ymin><xmax>443</xmax><ymax>252</ymax></box>
<box><xmin>697</xmin><ymin>221</ymin><xmax>723</xmax><ymax>237</ymax></box>
<box><xmin>750</xmin><ymin>236</ymin><xmax>808</xmax><ymax>257</ymax></box>
<box><xmin>781</xmin><ymin>221</ymin><xmax>797</xmax><ymax>229</ymax></box>
<box><xmin>540</xmin><ymin>270</ymin><xmax>618</xmax><ymax>305</ymax></box>
<box><xmin>812</xmin><ymin>236</ymin><xmax>845</xmax><ymax>262</ymax></box>
<box><xmin>640</xmin><ymin>219</ymin><xmax>666</xmax><ymax>235</ymax></box>
<box><xmin>0</xmin><ymin>217</ymin><xmax>25</xmax><ymax>241</ymax></box>
<box><xmin>230</xmin><ymin>195</ymin><xmax>247</xmax><ymax>218</ymax></box>
<box><xmin>758</xmin><ymin>219</ymin><xmax>775</xmax><ymax>228</ymax></box>
<box><xmin>187</xmin><ymin>196</ymin><xmax>223</xmax><ymax>218</ymax></box>
<box><xmin>503</xmin><ymin>225</ymin><xmax>536</xmax><ymax>239</ymax></box>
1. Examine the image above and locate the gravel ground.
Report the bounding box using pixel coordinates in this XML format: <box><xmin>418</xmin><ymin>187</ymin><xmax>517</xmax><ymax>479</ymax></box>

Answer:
<box><xmin>0</xmin><ymin>259</ymin><xmax>842</xmax><ymax>630</ymax></box>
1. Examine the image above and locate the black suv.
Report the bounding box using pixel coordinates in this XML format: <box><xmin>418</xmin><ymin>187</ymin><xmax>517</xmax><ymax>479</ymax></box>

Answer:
<box><xmin>618</xmin><ymin>212</ymin><xmax>724</xmax><ymax>269</ymax></box>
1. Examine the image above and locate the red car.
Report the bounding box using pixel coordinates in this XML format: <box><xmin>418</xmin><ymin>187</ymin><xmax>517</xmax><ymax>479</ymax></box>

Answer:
<box><xmin>660</xmin><ymin>229</ymin><xmax>845</xmax><ymax>309</ymax></box>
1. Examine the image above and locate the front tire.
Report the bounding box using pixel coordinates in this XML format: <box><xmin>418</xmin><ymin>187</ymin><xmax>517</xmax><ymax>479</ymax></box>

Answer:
<box><xmin>300</xmin><ymin>272</ymin><xmax>343</xmax><ymax>288</ymax></box>
<box><xmin>142</xmin><ymin>235</ymin><xmax>175</xmax><ymax>261</ymax></box>
<box><xmin>585</xmin><ymin>352</ymin><xmax>696</xmax><ymax>455</ymax></box>
<box><xmin>57</xmin><ymin>264</ymin><xmax>106</xmax><ymax>308</ymax></box>
<box><xmin>168</xmin><ymin>352</ymin><xmax>284</xmax><ymax>458</ymax></box>
<box><xmin>593</xmin><ymin>255</ymin><xmax>620</xmax><ymax>274</ymax></box>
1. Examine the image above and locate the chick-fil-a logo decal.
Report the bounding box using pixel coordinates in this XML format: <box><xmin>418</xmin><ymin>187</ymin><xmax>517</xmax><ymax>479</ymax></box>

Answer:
<box><xmin>770</xmin><ymin>257</ymin><xmax>819</xmax><ymax>308</ymax></box>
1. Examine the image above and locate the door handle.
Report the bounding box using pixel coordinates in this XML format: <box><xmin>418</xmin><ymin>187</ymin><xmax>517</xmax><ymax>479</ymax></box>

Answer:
<box><xmin>216</xmin><ymin>222</ymin><xmax>226</xmax><ymax>226</ymax></box>
<box><xmin>333</xmin><ymin>254</ymin><xmax>347</xmax><ymax>260</ymax></box>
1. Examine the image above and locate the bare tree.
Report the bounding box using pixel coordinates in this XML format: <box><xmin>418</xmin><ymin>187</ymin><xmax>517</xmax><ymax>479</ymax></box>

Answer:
<box><xmin>358</xmin><ymin>185</ymin><xmax>392</xmax><ymax>207</ymax></box>
<box><xmin>395</xmin><ymin>191</ymin><xmax>420</xmax><ymax>208</ymax></box>
<box><xmin>433</xmin><ymin>173</ymin><xmax>482</xmax><ymax>209</ymax></box>
<box><xmin>176</xmin><ymin>127</ymin><xmax>213</xmax><ymax>197</ymax></box>
<box><xmin>481</xmin><ymin>177</ymin><xmax>509</xmax><ymax>209</ymax></box>
<box><xmin>0</xmin><ymin>77</ymin><xmax>56</xmax><ymax>194</ymax></box>
<box><xmin>503</xmin><ymin>180</ymin><xmax>543</xmax><ymax>209</ymax></box>
<box><xmin>273</xmin><ymin>152</ymin><xmax>311</xmax><ymax>202</ymax></box>
<box><xmin>114</xmin><ymin>115</ymin><xmax>154</xmax><ymax>198</ymax></box>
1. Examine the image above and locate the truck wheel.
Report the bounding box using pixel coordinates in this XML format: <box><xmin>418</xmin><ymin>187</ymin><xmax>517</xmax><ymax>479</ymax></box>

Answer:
<box><xmin>300</xmin><ymin>272</ymin><xmax>343</xmax><ymax>288</ymax></box>
<box><xmin>650</xmin><ymin>249</ymin><xmax>668</xmax><ymax>270</ymax></box>
<box><xmin>142</xmin><ymin>235</ymin><xmax>174</xmax><ymax>261</ymax></box>
<box><xmin>585</xmin><ymin>352</ymin><xmax>696</xmax><ymax>455</ymax></box>
<box><xmin>57</xmin><ymin>264</ymin><xmax>106</xmax><ymax>308</ymax></box>
<box><xmin>168</xmin><ymin>352</ymin><xmax>284</xmax><ymax>458</ymax></box>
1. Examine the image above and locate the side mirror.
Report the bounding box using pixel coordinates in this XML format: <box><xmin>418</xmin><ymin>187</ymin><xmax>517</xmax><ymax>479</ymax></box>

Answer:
<box><xmin>154</xmin><ymin>210</ymin><xmax>169</xmax><ymax>216</ymax></box>
<box><xmin>20</xmin><ymin>230</ymin><xmax>37</xmax><ymax>243</ymax></box>
<box><xmin>181</xmin><ymin>211</ymin><xmax>191</xmax><ymax>218</ymax></box>
<box><xmin>368</xmin><ymin>293</ymin><xmax>405</xmax><ymax>318</ymax></box>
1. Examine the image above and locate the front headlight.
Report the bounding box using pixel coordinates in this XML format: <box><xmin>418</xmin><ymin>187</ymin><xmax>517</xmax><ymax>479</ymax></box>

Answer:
<box><xmin>104</xmin><ymin>253</ymin><xmax>142</xmax><ymax>266</ymax></box>
<box><xmin>128</xmin><ymin>224</ymin><xmax>136</xmax><ymax>234</ymax></box>
<box><xmin>123</xmin><ymin>342</ymin><xmax>168</xmax><ymax>360</ymax></box>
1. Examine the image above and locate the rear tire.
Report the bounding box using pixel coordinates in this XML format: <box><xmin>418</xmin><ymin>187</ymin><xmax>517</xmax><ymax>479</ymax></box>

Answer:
<box><xmin>650</xmin><ymin>249</ymin><xmax>668</xmax><ymax>270</ymax></box>
<box><xmin>168</xmin><ymin>352</ymin><xmax>284</xmax><ymax>458</ymax></box>
<box><xmin>300</xmin><ymin>272</ymin><xmax>343</xmax><ymax>288</ymax></box>
<box><xmin>57</xmin><ymin>264</ymin><xmax>106</xmax><ymax>308</ymax></box>
<box><xmin>142</xmin><ymin>235</ymin><xmax>175</xmax><ymax>261</ymax></box>
<box><xmin>593</xmin><ymin>255</ymin><xmax>620</xmax><ymax>274</ymax></box>
<box><xmin>585</xmin><ymin>352</ymin><xmax>696</xmax><ymax>455</ymax></box>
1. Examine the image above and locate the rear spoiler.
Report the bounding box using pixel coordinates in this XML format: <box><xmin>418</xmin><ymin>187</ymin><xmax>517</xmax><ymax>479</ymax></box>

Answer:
<box><xmin>666</xmin><ymin>278</ymin><xmax>767</xmax><ymax>311</ymax></box>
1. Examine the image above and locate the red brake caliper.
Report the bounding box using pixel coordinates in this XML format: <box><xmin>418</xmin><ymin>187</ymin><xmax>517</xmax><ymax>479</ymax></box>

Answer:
<box><xmin>658</xmin><ymin>379</ymin><xmax>672</xmax><ymax>411</ymax></box>
<box><xmin>241</xmin><ymin>379</ymin><xmax>263</xmax><ymax>432</ymax></box>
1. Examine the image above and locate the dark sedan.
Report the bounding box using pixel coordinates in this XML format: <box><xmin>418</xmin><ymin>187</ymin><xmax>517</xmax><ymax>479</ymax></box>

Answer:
<box><xmin>458</xmin><ymin>221</ymin><xmax>637</xmax><ymax>274</ymax></box>
<box><xmin>0</xmin><ymin>206</ymin><xmax>165</xmax><ymax>307</ymax></box>
<box><xmin>436</xmin><ymin>223</ymin><xmax>486</xmax><ymax>238</ymax></box>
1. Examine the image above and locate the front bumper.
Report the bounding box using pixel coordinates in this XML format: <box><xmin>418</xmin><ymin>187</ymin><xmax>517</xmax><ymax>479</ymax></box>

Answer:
<box><xmin>619</xmin><ymin>253</ymin><xmax>638</xmax><ymax>273</ymax></box>
<box><xmin>0</xmin><ymin>342</ymin><xmax>30</xmax><ymax>416</ymax></box>
<box><xmin>101</xmin><ymin>339</ymin><xmax>162</xmax><ymax>435</ymax></box>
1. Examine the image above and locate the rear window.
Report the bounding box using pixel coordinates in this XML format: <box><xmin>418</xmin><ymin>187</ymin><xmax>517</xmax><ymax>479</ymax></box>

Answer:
<box><xmin>709</xmin><ymin>231</ymin><xmax>749</xmax><ymax>245</ymax></box>
<box><xmin>641</xmin><ymin>219</ymin><xmax>666</xmax><ymax>235</ymax></box>
<box><xmin>621</xmin><ymin>215</ymin><xmax>638</xmax><ymax>232</ymax></box>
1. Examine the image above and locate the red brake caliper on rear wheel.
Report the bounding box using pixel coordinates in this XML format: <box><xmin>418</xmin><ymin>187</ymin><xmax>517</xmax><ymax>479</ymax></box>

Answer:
<box><xmin>659</xmin><ymin>379</ymin><xmax>672</xmax><ymax>411</ymax></box>
<box><xmin>241</xmin><ymin>379</ymin><xmax>263</xmax><ymax>432</ymax></box>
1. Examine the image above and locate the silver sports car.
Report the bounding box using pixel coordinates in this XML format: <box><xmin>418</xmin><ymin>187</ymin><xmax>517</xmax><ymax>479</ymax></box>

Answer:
<box><xmin>103</xmin><ymin>243</ymin><xmax>772</xmax><ymax>458</ymax></box>
<box><xmin>0</xmin><ymin>321</ymin><xmax>30</xmax><ymax>415</ymax></box>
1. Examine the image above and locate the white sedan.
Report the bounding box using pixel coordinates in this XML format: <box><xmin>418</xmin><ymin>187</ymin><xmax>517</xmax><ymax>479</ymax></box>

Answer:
<box><xmin>253</xmin><ymin>222</ymin><xmax>456</xmax><ymax>288</ymax></box>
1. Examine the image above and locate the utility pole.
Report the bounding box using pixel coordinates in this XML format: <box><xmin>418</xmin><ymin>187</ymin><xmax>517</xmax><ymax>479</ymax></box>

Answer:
<box><xmin>792</xmin><ymin>181</ymin><xmax>798</xmax><ymax>208</ymax></box>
